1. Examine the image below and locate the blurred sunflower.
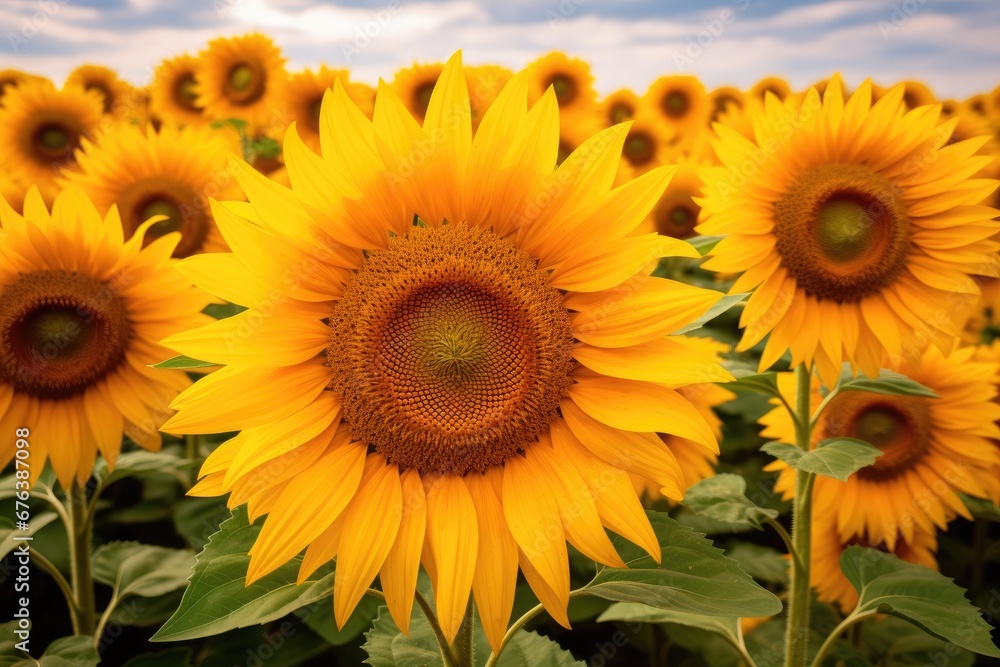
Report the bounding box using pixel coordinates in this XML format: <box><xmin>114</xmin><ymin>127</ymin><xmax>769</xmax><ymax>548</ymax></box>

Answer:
<box><xmin>615</xmin><ymin>110</ymin><xmax>673</xmax><ymax>179</ymax></box>
<box><xmin>699</xmin><ymin>76</ymin><xmax>1000</xmax><ymax>386</ymax></box>
<box><xmin>61</xmin><ymin>124</ymin><xmax>239</xmax><ymax>258</ymax></box>
<box><xmin>811</xmin><ymin>517</ymin><xmax>938</xmax><ymax>612</ymax></box>
<box><xmin>0</xmin><ymin>174</ymin><xmax>25</xmax><ymax>214</ymax></box>
<box><xmin>65</xmin><ymin>64</ymin><xmax>136</xmax><ymax>118</ymax></box>
<box><xmin>150</xmin><ymin>54</ymin><xmax>206</xmax><ymax>127</ymax></box>
<box><xmin>598</xmin><ymin>89</ymin><xmax>640</xmax><ymax>126</ymax></box>
<box><xmin>760</xmin><ymin>346</ymin><xmax>1000</xmax><ymax>549</ymax></box>
<box><xmin>960</xmin><ymin>278</ymin><xmax>1000</xmax><ymax>345</ymax></box>
<box><xmin>708</xmin><ymin>85</ymin><xmax>744</xmax><ymax>122</ymax></box>
<box><xmin>466</xmin><ymin>64</ymin><xmax>512</xmax><ymax>130</ymax></box>
<box><xmin>527</xmin><ymin>51</ymin><xmax>596</xmax><ymax>117</ymax></box>
<box><xmin>285</xmin><ymin>67</ymin><xmax>375</xmax><ymax>151</ymax></box>
<box><xmin>0</xmin><ymin>69</ymin><xmax>43</xmax><ymax>102</ymax></box>
<box><xmin>639</xmin><ymin>159</ymin><xmax>703</xmax><ymax>239</ymax></box>
<box><xmin>0</xmin><ymin>80</ymin><xmax>104</xmax><ymax>203</ymax></box>
<box><xmin>196</xmin><ymin>33</ymin><xmax>287</xmax><ymax>132</ymax></box>
<box><xmin>963</xmin><ymin>93</ymin><xmax>991</xmax><ymax>118</ymax></box>
<box><xmin>749</xmin><ymin>76</ymin><xmax>791</xmax><ymax>103</ymax></box>
<box><xmin>644</xmin><ymin>75</ymin><xmax>709</xmax><ymax>141</ymax></box>
<box><xmin>391</xmin><ymin>62</ymin><xmax>444</xmax><ymax>124</ymax></box>
<box><xmin>899</xmin><ymin>80</ymin><xmax>936</xmax><ymax>110</ymax></box>
<box><xmin>164</xmin><ymin>52</ymin><xmax>727</xmax><ymax>651</ymax></box>
<box><xmin>0</xmin><ymin>187</ymin><xmax>212</xmax><ymax>488</ymax></box>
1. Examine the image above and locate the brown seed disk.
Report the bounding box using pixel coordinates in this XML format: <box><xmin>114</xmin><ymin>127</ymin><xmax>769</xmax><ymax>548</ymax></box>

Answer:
<box><xmin>327</xmin><ymin>224</ymin><xmax>575</xmax><ymax>475</ymax></box>
<box><xmin>0</xmin><ymin>270</ymin><xmax>132</xmax><ymax>399</ymax></box>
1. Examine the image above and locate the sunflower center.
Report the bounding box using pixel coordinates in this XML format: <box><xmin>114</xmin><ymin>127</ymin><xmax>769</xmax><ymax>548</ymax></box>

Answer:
<box><xmin>609</xmin><ymin>102</ymin><xmax>633</xmax><ymax>124</ymax></box>
<box><xmin>225</xmin><ymin>61</ymin><xmax>266</xmax><ymax>105</ymax></box>
<box><xmin>414</xmin><ymin>81</ymin><xmax>436</xmax><ymax>118</ymax></box>
<box><xmin>32</xmin><ymin>122</ymin><xmax>79</xmax><ymax>162</ymax></box>
<box><xmin>306</xmin><ymin>96</ymin><xmax>323</xmax><ymax>132</ymax></box>
<box><xmin>328</xmin><ymin>223</ymin><xmax>575</xmax><ymax>475</ymax></box>
<box><xmin>653</xmin><ymin>190</ymin><xmax>699</xmax><ymax>239</ymax></box>
<box><xmin>547</xmin><ymin>74</ymin><xmax>577</xmax><ymax>106</ymax></box>
<box><xmin>818</xmin><ymin>393</ymin><xmax>931</xmax><ymax>480</ymax></box>
<box><xmin>174</xmin><ymin>73</ymin><xmax>199</xmax><ymax>111</ymax></box>
<box><xmin>773</xmin><ymin>163</ymin><xmax>910</xmax><ymax>302</ymax></box>
<box><xmin>623</xmin><ymin>131</ymin><xmax>656</xmax><ymax>166</ymax></box>
<box><xmin>123</xmin><ymin>182</ymin><xmax>211</xmax><ymax>258</ymax></box>
<box><xmin>85</xmin><ymin>83</ymin><xmax>113</xmax><ymax>113</ymax></box>
<box><xmin>662</xmin><ymin>90</ymin><xmax>690</xmax><ymax>118</ymax></box>
<box><xmin>0</xmin><ymin>270</ymin><xmax>131</xmax><ymax>399</ymax></box>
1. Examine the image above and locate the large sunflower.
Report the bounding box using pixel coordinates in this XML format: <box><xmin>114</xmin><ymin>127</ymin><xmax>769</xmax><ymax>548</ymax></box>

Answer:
<box><xmin>0</xmin><ymin>80</ymin><xmax>104</xmax><ymax>203</ymax></box>
<box><xmin>0</xmin><ymin>187</ymin><xmax>212</xmax><ymax>488</ymax></box>
<box><xmin>163</xmin><ymin>52</ymin><xmax>728</xmax><ymax>650</ymax></box>
<box><xmin>195</xmin><ymin>33</ymin><xmax>287</xmax><ymax>132</ymax></box>
<box><xmin>60</xmin><ymin>124</ymin><xmax>239</xmax><ymax>257</ymax></box>
<box><xmin>811</xmin><ymin>516</ymin><xmax>938</xmax><ymax>612</ymax></box>
<box><xmin>65</xmin><ymin>64</ymin><xmax>136</xmax><ymax>119</ymax></box>
<box><xmin>698</xmin><ymin>76</ymin><xmax>1000</xmax><ymax>386</ymax></box>
<box><xmin>527</xmin><ymin>51</ymin><xmax>596</xmax><ymax>118</ymax></box>
<box><xmin>284</xmin><ymin>67</ymin><xmax>375</xmax><ymax>151</ymax></box>
<box><xmin>150</xmin><ymin>54</ymin><xmax>206</xmax><ymax>127</ymax></box>
<box><xmin>760</xmin><ymin>345</ymin><xmax>1000</xmax><ymax>550</ymax></box>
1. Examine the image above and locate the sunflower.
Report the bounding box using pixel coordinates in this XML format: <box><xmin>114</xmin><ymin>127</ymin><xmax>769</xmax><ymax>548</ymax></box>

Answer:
<box><xmin>963</xmin><ymin>93</ymin><xmax>991</xmax><ymax>118</ymax></box>
<box><xmin>0</xmin><ymin>80</ymin><xmax>104</xmax><ymax>204</ymax></box>
<box><xmin>390</xmin><ymin>62</ymin><xmax>444</xmax><ymax>125</ymax></box>
<box><xmin>811</xmin><ymin>516</ymin><xmax>938</xmax><ymax>612</ymax></box>
<box><xmin>637</xmin><ymin>159</ymin><xmax>703</xmax><ymax>239</ymax></box>
<box><xmin>698</xmin><ymin>76</ymin><xmax>1000</xmax><ymax>387</ymax></box>
<box><xmin>598</xmin><ymin>89</ymin><xmax>640</xmax><ymax>126</ymax></box>
<box><xmin>760</xmin><ymin>345</ymin><xmax>1000</xmax><ymax>549</ymax></box>
<box><xmin>150</xmin><ymin>54</ymin><xmax>206</xmax><ymax>127</ymax></box>
<box><xmin>466</xmin><ymin>65</ymin><xmax>512</xmax><ymax>131</ymax></box>
<box><xmin>284</xmin><ymin>67</ymin><xmax>375</xmax><ymax>151</ymax></box>
<box><xmin>195</xmin><ymin>33</ymin><xmax>287</xmax><ymax>132</ymax></box>
<box><xmin>0</xmin><ymin>69</ymin><xmax>44</xmax><ymax>102</ymax></box>
<box><xmin>0</xmin><ymin>187</ymin><xmax>212</xmax><ymax>488</ymax></box>
<box><xmin>615</xmin><ymin>109</ymin><xmax>674</xmax><ymax>180</ymax></box>
<box><xmin>961</xmin><ymin>278</ymin><xmax>1000</xmax><ymax>345</ymax></box>
<box><xmin>163</xmin><ymin>52</ymin><xmax>728</xmax><ymax>651</ymax></box>
<box><xmin>749</xmin><ymin>76</ymin><xmax>791</xmax><ymax>103</ymax></box>
<box><xmin>708</xmin><ymin>85</ymin><xmax>744</xmax><ymax>123</ymax></box>
<box><xmin>644</xmin><ymin>75</ymin><xmax>709</xmax><ymax>143</ymax></box>
<box><xmin>0</xmin><ymin>174</ymin><xmax>25</xmax><ymax>214</ymax></box>
<box><xmin>60</xmin><ymin>124</ymin><xmax>239</xmax><ymax>258</ymax></box>
<box><xmin>899</xmin><ymin>80</ymin><xmax>936</xmax><ymax>110</ymax></box>
<box><xmin>527</xmin><ymin>51</ymin><xmax>596</xmax><ymax>118</ymax></box>
<box><xmin>65</xmin><ymin>64</ymin><xmax>137</xmax><ymax>119</ymax></box>
<box><xmin>633</xmin><ymin>337</ymin><xmax>735</xmax><ymax>500</ymax></box>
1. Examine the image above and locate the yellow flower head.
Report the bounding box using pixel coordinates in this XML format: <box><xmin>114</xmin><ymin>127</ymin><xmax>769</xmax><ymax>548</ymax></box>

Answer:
<box><xmin>466</xmin><ymin>64</ymin><xmax>513</xmax><ymax>130</ymax></box>
<box><xmin>749</xmin><ymin>76</ymin><xmax>791</xmax><ymax>104</ymax></box>
<box><xmin>60</xmin><ymin>124</ymin><xmax>241</xmax><ymax>257</ymax></box>
<box><xmin>390</xmin><ymin>61</ymin><xmax>444</xmax><ymax>125</ymax></box>
<box><xmin>644</xmin><ymin>75</ymin><xmax>709</xmax><ymax>141</ymax></box>
<box><xmin>761</xmin><ymin>345</ymin><xmax>1000</xmax><ymax>550</ymax></box>
<box><xmin>699</xmin><ymin>75</ymin><xmax>1000</xmax><ymax>386</ymax></box>
<box><xmin>162</xmin><ymin>52</ymin><xmax>730</xmax><ymax>652</ymax></box>
<box><xmin>527</xmin><ymin>51</ymin><xmax>597</xmax><ymax>117</ymax></box>
<box><xmin>0</xmin><ymin>79</ymin><xmax>104</xmax><ymax>203</ymax></box>
<box><xmin>150</xmin><ymin>54</ymin><xmax>207</xmax><ymax>127</ymax></box>
<box><xmin>0</xmin><ymin>69</ymin><xmax>45</xmax><ymax>102</ymax></box>
<box><xmin>284</xmin><ymin>67</ymin><xmax>375</xmax><ymax>151</ymax></box>
<box><xmin>65</xmin><ymin>64</ymin><xmax>138</xmax><ymax>120</ymax></box>
<box><xmin>708</xmin><ymin>85</ymin><xmax>744</xmax><ymax>123</ymax></box>
<box><xmin>0</xmin><ymin>187</ymin><xmax>212</xmax><ymax>489</ymax></box>
<box><xmin>638</xmin><ymin>159</ymin><xmax>704</xmax><ymax>239</ymax></box>
<box><xmin>598</xmin><ymin>88</ymin><xmax>641</xmax><ymax>126</ymax></box>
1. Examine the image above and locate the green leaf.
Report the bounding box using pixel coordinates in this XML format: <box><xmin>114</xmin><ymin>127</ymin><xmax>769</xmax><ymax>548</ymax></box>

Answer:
<box><xmin>251</xmin><ymin>136</ymin><xmax>281</xmax><ymax>159</ymax></box>
<box><xmin>210</xmin><ymin>118</ymin><xmax>247</xmax><ymax>131</ymax></box>
<box><xmin>960</xmin><ymin>493</ymin><xmax>1000</xmax><ymax>522</ymax></box>
<box><xmin>92</xmin><ymin>542</ymin><xmax>194</xmax><ymax>599</ymax></box>
<box><xmin>581</xmin><ymin>511</ymin><xmax>782</xmax><ymax>618</ymax></box>
<box><xmin>121</xmin><ymin>648</ymin><xmax>193</xmax><ymax>667</ymax></box>
<box><xmin>152</xmin><ymin>506</ymin><xmax>336</xmax><ymax>642</ymax></box>
<box><xmin>687</xmin><ymin>234</ymin><xmax>724</xmax><ymax>255</ymax></box>
<box><xmin>837</xmin><ymin>367</ymin><xmax>938</xmax><ymax>398</ymax></box>
<box><xmin>296</xmin><ymin>595</ymin><xmax>380</xmax><ymax>646</ymax></box>
<box><xmin>38</xmin><ymin>636</ymin><xmax>100</xmax><ymax>667</ymax></box>
<box><xmin>150</xmin><ymin>355</ymin><xmax>216</xmax><ymax>370</ymax></box>
<box><xmin>683</xmin><ymin>473</ymin><xmax>778</xmax><ymax>531</ymax></box>
<box><xmin>672</xmin><ymin>292</ymin><xmax>747</xmax><ymax>334</ymax></box>
<box><xmin>728</xmin><ymin>369</ymin><xmax>782</xmax><ymax>398</ymax></box>
<box><xmin>495</xmin><ymin>631</ymin><xmax>583</xmax><ymax>666</ymax></box>
<box><xmin>93</xmin><ymin>448</ymin><xmax>193</xmax><ymax>487</ymax></box>
<box><xmin>173</xmin><ymin>497</ymin><xmax>231</xmax><ymax>550</ymax></box>
<box><xmin>0</xmin><ymin>512</ymin><xmax>58</xmax><ymax>560</ymax></box>
<box><xmin>762</xmin><ymin>439</ymin><xmax>882</xmax><ymax>482</ymax></box>
<box><xmin>598</xmin><ymin>601</ymin><xmax>740</xmax><ymax>646</ymax></box>
<box><xmin>362</xmin><ymin>605</ymin><xmax>441</xmax><ymax>667</ymax></box>
<box><xmin>726</xmin><ymin>544</ymin><xmax>789</xmax><ymax>585</ymax></box>
<box><xmin>862</xmin><ymin>617</ymin><xmax>973</xmax><ymax>667</ymax></box>
<box><xmin>841</xmin><ymin>546</ymin><xmax>1000</xmax><ymax>657</ymax></box>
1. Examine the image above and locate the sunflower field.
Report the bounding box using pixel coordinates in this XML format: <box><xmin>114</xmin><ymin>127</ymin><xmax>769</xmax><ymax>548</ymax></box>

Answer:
<box><xmin>2</xmin><ymin>27</ymin><xmax>1000</xmax><ymax>667</ymax></box>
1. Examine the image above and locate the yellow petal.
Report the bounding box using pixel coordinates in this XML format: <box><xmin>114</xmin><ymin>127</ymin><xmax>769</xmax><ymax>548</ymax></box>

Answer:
<box><xmin>425</xmin><ymin>473</ymin><xmax>478</xmax><ymax>644</ymax></box>
<box><xmin>379</xmin><ymin>469</ymin><xmax>427</xmax><ymax>635</ymax></box>
<box><xmin>572</xmin><ymin>337</ymin><xmax>734</xmax><ymax>387</ymax></box>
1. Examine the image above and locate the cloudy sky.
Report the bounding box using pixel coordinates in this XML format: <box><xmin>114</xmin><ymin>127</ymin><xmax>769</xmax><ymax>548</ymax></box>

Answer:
<box><xmin>4</xmin><ymin>0</ymin><xmax>999</xmax><ymax>99</ymax></box>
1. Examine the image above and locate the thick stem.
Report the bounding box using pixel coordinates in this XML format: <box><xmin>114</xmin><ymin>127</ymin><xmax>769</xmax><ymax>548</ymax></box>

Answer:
<box><xmin>453</xmin><ymin>597</ymin><xmax>476</xmax><ymax>667</ymax></box>
<box><xmin>784</xmin><ymin>364</ymin><xmax>815</xmax><ymax>667</ymax></box>
<box><xmin>67</xmin><ymin>482</ymin><xmax>97</xmax><ymax>636</ymax></box>
<box><xmin>415</xmin><ymin>590</ymin><xmax>460</xmax><ymax>667</ymax></box>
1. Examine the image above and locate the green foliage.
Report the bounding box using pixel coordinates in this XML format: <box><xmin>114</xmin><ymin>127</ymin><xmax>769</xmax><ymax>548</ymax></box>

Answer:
<box><xmin>683</xmin><ymin>473</ymin><xmax>779</xmax><ymax>531</ymax></box>
<box><xmin>150</xmin><ymin>355</ymin><xmax>216</xmax><ymax>370</ymax></box>
<box><xmin>834</xmin><ymin>367</ymin><xmax>938</xmax><ymax>398</ymax></box>
<box><xmin>762</xmin><ymin>438</ymin><xmax>883</xmax><ymax>482</ymax></box>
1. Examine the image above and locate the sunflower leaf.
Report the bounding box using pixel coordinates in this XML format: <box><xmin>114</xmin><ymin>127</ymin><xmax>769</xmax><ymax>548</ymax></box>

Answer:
<box><xmin>687</xmin><ymin>234</ymin><xmax>724</xmax><ymax>256</ymax></box>
<box><xmin>836</xmin><ymin>367</ymin><xmax>938</xmax><ymax>398</ymax></box>
<box><xmin>152</xmin><ymin>506</ymin><xmax>336</xmax><ymax>642</ymax></box>
<box><xmin>727</xmin><ymin>368</ymin><xmax>782</xmax><ymax>398</ymax></box>
<box><xmin>762</xmin><ymin>439</ymin><xmax>882</xmax><ymax>482</ymax></box>
<box><xmin>682</xmin><ymin>473</ymin><xmax>778</xmax><ymax>531</ymax></box>
<box><xmin>581</xmin><ymin>511</ymin><xmax>782</xmax><ymax>618</ymax></box>
<box><xmin>840</xmin><ymin>546</ymin><xmax>1000</xmax><ymax>657</ymax></box>
<box><xmin>0</xmin><ymin>511</ymin><xmax>58</xmax><ymax>561</ymax></box>
<box><xmin>672</xmin><ymin>292</ymin><xmax>748</xmax><ymax>334</ymax></box>
<box><xmin>598</xmin><ymin>601</ymin><xmax>741</xmax><ymax>647</ymax></box>
<box><xmin>150</xmin><ymin>355</ymin><xmax>216</xmax><ymax>370</ymax></box>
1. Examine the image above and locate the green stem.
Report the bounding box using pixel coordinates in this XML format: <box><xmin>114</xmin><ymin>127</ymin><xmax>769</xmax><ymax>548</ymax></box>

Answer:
<box><xmin>453</xmin><ymin>597</ymin><xmax>476</xmax><ymax>667</ymax></box>
<box><xmin>809</xmin><ymin>611</ymin><xmax>874</xmax><ymax>667</ymax></box>
<box><xmin>29</xmin><ymin>547</ymin><xmax>77</xmax><ymax>624</ymax></box>
<box><xmin>67</xmin><ymin>482</ymin><xmax>96</xmax><ymax>636</ymax></box>
<box><xmin>784</xmin><ymin>363</ymin><xmax>815</xmax><ymax>667</ymax></box>
<box><xmin>764</xmin><ymin>517</ymin><xmax>797</xmax><ymax>567</ymax></box>
<box><xmin>415</xmin><ymin>590</ymin><xmax>460</xmax><ymax>667</ymax></box>
<box><xmin>184</xmin><ymin>434</ymin><xmax>201</xmax><ymax>487</ymax></box>
<box><xmin>484</xmin><ymin>602</ymin><xmax>547</xmax><ymax>667</ymax></box>
<box><xmin>734</xmin><ymin>620</ymin><xmax>759</xmax><ymax>667</ymax></box>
